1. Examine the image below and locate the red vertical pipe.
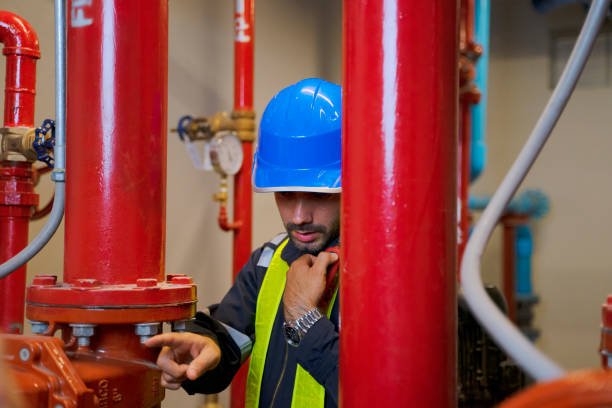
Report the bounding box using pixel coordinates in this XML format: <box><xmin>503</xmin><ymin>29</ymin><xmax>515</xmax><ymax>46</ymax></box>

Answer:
<box><xmin>0</xmin><ymin>11</ymin><xmax>40</xmax><ymax>333</ymax></box>
<box><xmin>0</xmin><ymin>163</ymin><xmax>38</xmax><ymax>333</ymax></box>
<box><xmin>231</xmin><ymin>1</ymin><xmax>254</xmax><ymax>407</ymax></box>
<box><xmin>457</xmin><ymin>0</ymin><xmax>477</xmax><ymax>279</ymax></box>
<box><xmin>458</xmin><ymin>100</ymin><xmax>472</xmax><ymax>276</ymax></box>
<box><xmin>342</xmin><ymin>1</ymin><xmax>458</xmax><ymax>406</ymax></box>
<box><xmin>64</xmin><ymin>0</ymin><xmax>168</xmax><ymax>284</ymax></box>
<box><xmin>0</xmin><ymin>11</ymin><xmax>40</xmax><ymax>127</ymax></box>
<box><xmin>502</xmin><ymin>219</ymin><xmax>517</xmax><ymax>323</ymax></box>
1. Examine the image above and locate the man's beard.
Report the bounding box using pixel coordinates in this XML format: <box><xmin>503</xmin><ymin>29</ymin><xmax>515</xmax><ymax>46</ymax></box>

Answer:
<box><xmin>285</xmin><ymin>219</ymin><xmax>340</xmax><ymax>255</ymax></box>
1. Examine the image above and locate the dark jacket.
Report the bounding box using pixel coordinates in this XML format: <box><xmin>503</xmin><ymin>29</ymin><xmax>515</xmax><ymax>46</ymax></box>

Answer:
<box><xmin>182</xmin><ymin>235</ymin><xmax>340</xmax><ymax>407</ymax></box>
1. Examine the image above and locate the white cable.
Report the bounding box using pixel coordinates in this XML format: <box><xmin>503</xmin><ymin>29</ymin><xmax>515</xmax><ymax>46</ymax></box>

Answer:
<box><xmin>461</xmin><ymin>0</ymin><xmax>610</xmax><ymax>382</ymax></box>
<box><xmin>0</xmin><ymin>0</ymin><xmax>67</xmax><ymax>279</ymax></box>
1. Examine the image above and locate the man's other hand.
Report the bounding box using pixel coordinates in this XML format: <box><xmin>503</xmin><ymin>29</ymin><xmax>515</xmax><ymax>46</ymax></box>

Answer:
<box><xmin>283</xmin><ymin>251</ymin><xmax>339</xmax><ymax>322</ymax></box>
<box><xmin>145</xmin><ymin>333</ymin><xmax>221</xmax><ymax>390</ymax></box>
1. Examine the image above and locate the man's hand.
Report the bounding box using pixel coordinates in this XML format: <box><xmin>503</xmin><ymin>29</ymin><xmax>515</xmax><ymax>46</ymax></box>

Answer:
<box><xmin>283</xmin><ymin>251</ymin><xmax>339</xmax><ymax>322</ymax></box>
<box><xmin>145</xmin><ymin>332</ymin><xmax>221</xmax><ymax>390</ymax></box>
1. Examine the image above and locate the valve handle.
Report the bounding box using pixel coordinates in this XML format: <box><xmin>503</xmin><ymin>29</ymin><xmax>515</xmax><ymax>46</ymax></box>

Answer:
<box><xmin>33</xmin><ymin>119</ymin><xmax>56</xmax><ymax>168</ymax></box>
<box><xmin>176</xmin><ymin>115</ymin><xmax>193</xmax><ymax>142</ymax></box>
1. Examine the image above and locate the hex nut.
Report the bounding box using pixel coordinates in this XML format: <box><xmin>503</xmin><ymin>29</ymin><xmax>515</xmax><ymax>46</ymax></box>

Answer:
<box><xmin>172</xmin><ymin>320</ymin><xmax>188</xmax><ymax>332</ymax></box>
<box><xmin>134</xmin><ymin>323</ymin><xmax>160</xmax><ymax>336</ymax></box>
<box><xmin>30</xmin><ymin>320</ymin><xmax>49</xmax><ymax>335</ymax></box>
<box><xmin>70</xmin><ymin>324</ymin><xmax>96</xmax><ymax>337</ymax></box>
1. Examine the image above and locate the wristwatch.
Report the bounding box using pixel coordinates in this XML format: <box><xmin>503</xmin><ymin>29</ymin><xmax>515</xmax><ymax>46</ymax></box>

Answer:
<box><xmin>283</xmin><ymin>308</ymin><xmax>323</xmax><ymax>347</ymax></box>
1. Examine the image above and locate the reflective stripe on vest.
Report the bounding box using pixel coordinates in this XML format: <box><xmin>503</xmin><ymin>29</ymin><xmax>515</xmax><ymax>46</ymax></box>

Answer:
<box><xmin>245</xmin><ymin>238</ymin><xmax>338</xmax><ymax>408</ymax></box>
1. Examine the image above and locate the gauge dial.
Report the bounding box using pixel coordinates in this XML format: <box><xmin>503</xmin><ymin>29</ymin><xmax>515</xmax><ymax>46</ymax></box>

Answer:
<box><xmin>209</xmin><ymin>131</ymin><xmax>244</xmax><ymax>176</ymax></box>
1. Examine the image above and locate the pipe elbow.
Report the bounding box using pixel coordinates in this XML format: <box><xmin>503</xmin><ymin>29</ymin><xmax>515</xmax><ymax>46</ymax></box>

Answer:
<box><xmin>0</xmin><ymin>11</ymin><xmax>40</xmax><ymax>59</ymax></box>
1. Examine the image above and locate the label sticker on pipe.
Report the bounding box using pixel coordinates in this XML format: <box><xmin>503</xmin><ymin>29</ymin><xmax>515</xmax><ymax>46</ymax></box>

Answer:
<box><xmin>235</xmin><ymin>0</ymin><xmax>251</xmax><ymax>43</ymax></box>
<box><xmin>71</xmin><ymin>0</ymin><xmax>93</xmax><ymax>28</ymax></box>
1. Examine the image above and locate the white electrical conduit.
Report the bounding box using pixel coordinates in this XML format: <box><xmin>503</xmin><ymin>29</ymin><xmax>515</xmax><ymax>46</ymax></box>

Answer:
<box><xmin>0</xmin><ymin>0</ymin><xmax>67</xmax><ymax>279</ymax></box>
<box><xmin>461</xmin><ymin>0</ymin><xmax>610</xmax><ymax>382</ymax></box>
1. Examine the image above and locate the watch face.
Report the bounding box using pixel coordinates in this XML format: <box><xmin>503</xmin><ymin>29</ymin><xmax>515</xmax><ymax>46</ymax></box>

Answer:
<box><xmin>283</xmin><ymin>323</ymin><xmax>301</xmax><ymax>347</ymax></box>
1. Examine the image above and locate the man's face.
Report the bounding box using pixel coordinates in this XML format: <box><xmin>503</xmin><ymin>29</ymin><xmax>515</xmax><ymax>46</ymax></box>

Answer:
<box><xmin>274</xmin><ymin>192</ymin><xmax>340</xmax><ymax>254</ymax></box>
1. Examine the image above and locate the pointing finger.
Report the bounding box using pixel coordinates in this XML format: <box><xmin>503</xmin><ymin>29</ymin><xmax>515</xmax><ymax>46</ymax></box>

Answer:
<box><xmin>156</xmin><ymin>346</ymin><xmax>189</xmax><ymax>378</ymax></box>
<box><xmin>145</xmin><ymin>332</ymin><xmax>188</xmax><ymax>349</ymax></box>
<box><xmin>186</xmin><ymin>343</ymin><xmax>221</xmax><ymax>380</ymax></box>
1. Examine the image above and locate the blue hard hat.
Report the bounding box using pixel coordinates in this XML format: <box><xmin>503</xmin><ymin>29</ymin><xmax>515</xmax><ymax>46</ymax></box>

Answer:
<box><xmin>252</xmin><ymin>78</ymin><xmax>341</xmax><ymax>193</ymax></box>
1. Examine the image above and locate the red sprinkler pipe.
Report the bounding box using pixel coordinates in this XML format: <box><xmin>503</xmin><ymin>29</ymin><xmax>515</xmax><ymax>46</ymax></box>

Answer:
<box><xmin>63</xmin><ymin>0</ymin><xmax>168</xmax><ymax>286</ymax></box>
<box><xmin>457</xmin><ymin>0</ymin><xmax>481</xmax><ymax>280</ymax></box>
<box><xmin>0</xmin><ymin>11</ymin><xmax>40</xmax><ymax>334</ymax></box>
<box><xmin>342</xmin><ymin>1</ymin><xmax>458</xmax><ymax>406</ymax></box>
<box><xmin>0</xmin><ymin>11</ymin><xmax>39</xmax><ymax>128</ymax></box>
<box><xmin>231</xmin><ymin>1</ymin><xmax>254</xmax><ymax>406</ymax></box>
<box><xmin>27</xmin><ymin>0</ymin><xmax>194</xmax><ymax>326</ymax></box>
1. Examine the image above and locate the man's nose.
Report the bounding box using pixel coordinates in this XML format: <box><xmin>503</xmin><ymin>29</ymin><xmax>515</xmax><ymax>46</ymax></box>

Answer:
<box><xmin>292</xmin><ymin>198</ymin><xmax>313</xmax><ymax>225</ymax></box>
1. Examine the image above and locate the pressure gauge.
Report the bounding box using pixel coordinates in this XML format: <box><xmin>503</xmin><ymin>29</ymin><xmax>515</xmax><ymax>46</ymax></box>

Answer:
<box><xmin>209</xmin><ymin>131</ymin><xmax>244</xmax><ymax>176</ymax></box>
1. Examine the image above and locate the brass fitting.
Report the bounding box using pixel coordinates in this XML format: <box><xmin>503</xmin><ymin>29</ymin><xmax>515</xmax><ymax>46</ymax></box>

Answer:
<box><xmin>174</xmin><ymin>111</ymin><xmax>256</xmax><ymax>143</ymax></box>
<box><xmin>212</xmin><ymin>177</ymin><xmax>229</xmax><ymax>204</ymax></box>
<box><xmin>0</xmin><ymin>127</ymin><xmax>38</xmax><ymax>162</ymax></box>
<box><xmin>209</xmin><ymin>112</ymin><xmax>236</xmax><ymax>134</ymax></box>
<box><xmin>231</xmin><ymin>110</ymin><xmax>256</xmax><ymax>142</ymax></box>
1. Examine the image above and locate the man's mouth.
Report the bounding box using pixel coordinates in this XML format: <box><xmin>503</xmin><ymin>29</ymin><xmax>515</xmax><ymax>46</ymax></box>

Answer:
<box><xmin>292</xmin><ymin>230</ymin><xmax>319</xmax><ymax>243</ymax></box>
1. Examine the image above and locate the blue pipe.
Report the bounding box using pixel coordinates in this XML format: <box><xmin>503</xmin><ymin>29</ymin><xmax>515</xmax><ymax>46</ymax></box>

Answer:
<box><xmin>470</xmin><ymin>0</ymin><xmax>490</xmax><ymax>182</ymax></box>
<box><xmin>469</xmin><ymin>189</ymin><xmax>550</xmax><ymax>219</ymax></box>
<box><xmin>515</xmin><ymin>225</ymin><xmax>534</xmax><ymax>295</ymax></box>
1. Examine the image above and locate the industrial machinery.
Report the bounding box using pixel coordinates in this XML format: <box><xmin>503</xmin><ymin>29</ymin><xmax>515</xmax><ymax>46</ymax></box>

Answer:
<box><xmin>1</xmin><ymin>0</ymin><xmax>612</xmax><ymax>407</ymax></box>
<box><xmin>1</xmin><ymin>1</ymin><xmax>196</xmax><ymax>406</ymax></box>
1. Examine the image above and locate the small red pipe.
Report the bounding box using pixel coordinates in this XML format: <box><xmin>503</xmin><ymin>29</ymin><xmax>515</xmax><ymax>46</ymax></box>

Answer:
<box><xmin>230</xmin><ymin>1</ymin><xmax>254</xmax><ymax>407</ymax></box>
<box><xmin>342</xmin><ymin>1</ymin><xmax>458</xmax><ymax>406</ymax></box>
<box><xmin>457</xmin><ymin>0</ymin><xmax>479</xmax><ymax>280</ymax></box>
<box><xmin>0</xmin><ymin>11</ymin><xmax>40</xmax><ymax>334</ymax></box>
<box><xmin>458</xmin><ymin>99</ymin><xmax>472</xmax><ymax>277</ymax></box>
<box><xmin>0</xmin><ymin>11</ymin><xmax>40</xmax><ymax>128</ymax></box>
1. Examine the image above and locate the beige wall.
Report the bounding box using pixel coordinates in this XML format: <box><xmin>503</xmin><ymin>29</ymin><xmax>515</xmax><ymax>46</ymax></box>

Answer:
<box><xmin>1</xmin><ymin>1</ymin><xmax>340</xmax><ymax>407</ymax></box>
<box><xmin>475</xmin><ymin>0</ymin><xmax>612</xmax><ymax>370</ymax></box>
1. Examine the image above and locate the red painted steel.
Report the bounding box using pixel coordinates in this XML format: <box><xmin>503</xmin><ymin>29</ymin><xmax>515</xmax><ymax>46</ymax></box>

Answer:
<box><xmin>231</xmin><ymin>0</ymin><xmax>255</xmax><ymax>406</ymax></box>
<box><xmin>0</xmin><ymin>162</ymin><xmax>38</xmax><ymax>333</ymax></box>
<box><xmin>63</xmin><ymin>0</ymin><xmax>168</xmax><ymax>286</ymax></box>
<box><xmin>25</xmin><ymin>0</ymin><xmax>195</xmax><ymax>327</ymax></box>
<box><xmin>342</xmin><ymin>1</ymin><xmax>458</xmax><ymax>406</ymax></box>
<box><xmin>0</xmin><ymin>11</ymin><xmax>40</xmax><ymax>334</ymax></box>
<box><xmin>3</xmin><ymin>329</ymin><xmax>166</xmax><ymax>407</ymax></box>
<box><xmin>0</xmin><ymin>11</ymin><xmax>40</xmax><ymax>128</ymax></box>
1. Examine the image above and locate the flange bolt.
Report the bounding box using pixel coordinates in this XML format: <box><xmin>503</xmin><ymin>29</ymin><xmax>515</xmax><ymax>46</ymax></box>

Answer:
<box><xmin>134</xmin><ymin>322</ymin><xmax>161</xmax><ymax>344</ymax></box>
<box><xmin>70</xmin><ymin>323</ymin><xmax>96</xmax><ymax>347</ymax></box>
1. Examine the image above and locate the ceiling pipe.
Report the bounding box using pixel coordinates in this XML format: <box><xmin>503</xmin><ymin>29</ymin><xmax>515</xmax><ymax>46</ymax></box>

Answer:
<box><xmin>342</xmin><ymin>0</ymin><xmax>458</xmax><ymax>406</ymax></box>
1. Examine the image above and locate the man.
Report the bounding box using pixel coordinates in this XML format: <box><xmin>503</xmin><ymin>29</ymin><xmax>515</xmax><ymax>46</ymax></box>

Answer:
<box><xmin>146</xmin><ymin>78</ymin><xmax>342</xmax><ymax>407</ymax></box>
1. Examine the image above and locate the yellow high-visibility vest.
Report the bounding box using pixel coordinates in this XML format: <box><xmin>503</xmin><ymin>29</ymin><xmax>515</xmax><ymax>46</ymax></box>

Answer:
<box><xmin>245</xmin><ymin>238</ymin><xmax>338</xmax><ymax>408</ymax></box>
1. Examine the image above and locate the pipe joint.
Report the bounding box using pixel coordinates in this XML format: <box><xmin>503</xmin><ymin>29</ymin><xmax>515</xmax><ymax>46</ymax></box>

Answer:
<box><xmin>0</xmin><ymin>126</ymin><xmax>38</xmax><ymax>162</ymax></box>
<box><xmin>231</xmin><ymin>110</ymin><xmax>255</xmax><ymax>142</ymax></box>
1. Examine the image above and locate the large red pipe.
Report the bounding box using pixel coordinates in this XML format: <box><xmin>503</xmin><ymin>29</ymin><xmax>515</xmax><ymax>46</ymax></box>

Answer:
<box><xmin>0</xmin><ymin>11</ymin><xmax>40</xmax><ymax>334</ymax></box>
<box><xmin>231</xmin><ymin>1</ymin><xmax>254</xmax><ymax>406</ymax></box>
<box><xmin>64</xmin><ymin>0</ymin><xmax>168</xmax><ymax>285</ymax></box>
<box><xmin>342</xmin><ymin>1</ymin><xmax>458</xmax><ymax>406</ymax></box>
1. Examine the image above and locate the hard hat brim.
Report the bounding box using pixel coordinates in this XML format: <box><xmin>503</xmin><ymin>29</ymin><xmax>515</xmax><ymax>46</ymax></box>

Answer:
<box><xmin>251</xmin><ymin>161</ymin><xmax>341</xmax><ymax>193</ymax></box>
